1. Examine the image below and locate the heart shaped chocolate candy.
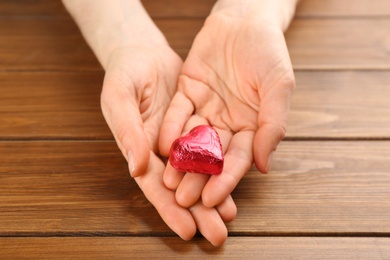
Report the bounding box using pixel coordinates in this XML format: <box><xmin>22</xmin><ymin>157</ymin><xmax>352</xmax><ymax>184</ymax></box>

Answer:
<box><xmin>169</xmin><ymin>125</ymin><xmax>224</xmax><ymax>175</ymax></box>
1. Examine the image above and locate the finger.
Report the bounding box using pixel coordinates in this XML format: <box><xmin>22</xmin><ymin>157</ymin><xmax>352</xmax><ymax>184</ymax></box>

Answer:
<box><xmin>254</xmin><ymin>75</ymin><xmax>295</xmax><ymax>173</ymax></box>
<box><xmin>135</xmin><ymin>152</ymin><xmax>196</xmax><ymax>241</ymax></box>
<box><xmin>176</xmin><ymin>172</ymin><xmax>209</xmax><ymax>208</ymax></box>
<box><xmin>163</xmin><ymin>162</ymin><xmax>185</xmax><ymax>190</ymax></box>
<box><xmin>101</xmin><ymin>75</ymin><xmax>150</xmax><ymax>177</ymax></box>
<box><xmin>189</xmin><ymin>200</ymin><xmax>228</xmax><ymax>247</ymax></box>
<box><xmin>159</xmin><ymin>91</ymin><xmax>194</xmax><ymax>156</ymax></box>
<box><xmin>216</xmin><ymin>195</ymin><xmax>237</xmax><ymax>223</ymax></box>
<box><xmin>202</xmin><ymin>131</ymin><xmax>254</xmax><ymax>208</ymax></box>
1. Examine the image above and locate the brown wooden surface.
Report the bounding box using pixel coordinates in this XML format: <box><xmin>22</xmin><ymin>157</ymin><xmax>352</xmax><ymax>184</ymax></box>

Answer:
<box><xmin>289</xmin><ymin>71</ymin><xmax>390</xmax><ymax>138</ymax></box>
<box><xmin>2</xmin><ymin>0</ymin><xmax>390</xmax><ymax>17</ymax></box>
<box><xmin>1</xmin><ymin>237</ymin><xmax>389</xmax><ymax>259</ymax></box>
<box><xmin>2</xmin><ymin>16</ymin><xmax>390</xmax><ymax>70</ymax></box>
<box><xmin>1</xmin><ymin>0</ymin><xmax>390</xmax><ymax>258</ymax></box>
<box><xmin>1</xmin><ymin>141</ymin><xmax>389</xmax><ymax>235</ymax></box>
<box><xmin>0</xmin><ymin>72</ymin><xmax>109</xmax><ymax>140</ymax></box>
<box><xmin>2</xmin><ymin>71</ymin><xmax>390</xmax><ymax>140</ymax></box>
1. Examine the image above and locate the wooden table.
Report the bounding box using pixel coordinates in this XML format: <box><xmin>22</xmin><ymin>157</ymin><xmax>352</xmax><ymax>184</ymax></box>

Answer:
<box><xmin>1</xmin><ymin>0</ymin><xmax>390</xmax><ymax>258</ymax></box>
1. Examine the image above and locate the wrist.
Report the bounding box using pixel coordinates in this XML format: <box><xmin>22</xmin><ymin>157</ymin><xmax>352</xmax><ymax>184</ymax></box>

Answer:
<box><xmin>63</xmin><ymin>0</ymin><xmax>168</xmax><ymax>69</ymax></box>
<box><xmin>211</xmin><ymin>0</ymin><xmax>299</xmax><ymax>31</ymax></box>
<box><xmin>95</xmin><ymin>18</ymin><xmax>168</xmax><ymax>70</ymax></box>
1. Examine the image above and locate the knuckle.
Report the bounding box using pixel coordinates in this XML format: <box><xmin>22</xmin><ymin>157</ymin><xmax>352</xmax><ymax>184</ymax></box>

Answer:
<box><xmin>271</xmin><ymin>122</ymin><xmax>287</xmax><ymax>141</ymax></box>
<box><xmin>116</xmin><ymin>126</ymin><xmax>130</xmax><ymax>148</ymax></box>
<box><xmin>280</xmin><ymin>70</ymin><xmax>296</xmax><ymax>91</ymax></box>
<box><xmin>277</xmin><ymin>122</ymin><xmax>287</xmax><ymax>139</ymax></box>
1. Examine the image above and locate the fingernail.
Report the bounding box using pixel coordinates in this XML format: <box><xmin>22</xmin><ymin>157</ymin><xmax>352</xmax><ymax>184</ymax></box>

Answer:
<box><xmin>266</xmin><ymin>151</ymin><xmax>274</xmax><ymax>173</ymax></box>
<box><xmin>128</xmin><ymin>151</ymin><xmax>135</xmax><ymax>177</ymax></box>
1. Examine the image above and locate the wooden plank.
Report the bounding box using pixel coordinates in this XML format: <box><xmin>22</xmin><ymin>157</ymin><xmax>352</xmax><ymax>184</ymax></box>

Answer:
<box><xmin>142</xmin><ymin>0</ymin><xmax>215</xmax><ymax>18</ymax></box>
<box><xmin>0</xmin><ymin>141</ymin><xmax>160</xmax><ymax>235</ymax></box>
<box><xmin>239</xmin><ymin>141</ymin><xmax>390</xmax><ymax>234</ymax></box>
<box><xmin>0</xmin><ymin>141</ymin><xmax>169</xmax><ymax>235</ymax></box>
<box><xmin>0</xmin><ymin>17</ymin><xmax>201</xmax><ymax>70</ymax></box>
<box><xmin>0</xmin><ymin>72</ymin><xmax>111</xmax><ymax>140</ymax></box>
<box><xmin>0</xmin><ymin>0</ymin><xmax>215</xmax><ymax>18</ymax></box>
<box><xmin>1</xmin><ymin>16</ymin><xmax>390</xmax><ymax>70</ymax></box>
<box><xmin>0</xmin><ymin>0</ymin><xmax>67</xmax><ymax>16</ymax></box>
<box><xmin>286</xmin><ymin>18</ymin><xmax>390</xmax><ymax>69</ymax></box>
<box><xmin>0</xmin><ymin>18</ymin><xmax>102</xmax><ymax>71</ymax></box>
<box><xmin>1</xmin><ymin>0</ymin><xmax>390</xmax><ymax>18</ymax></box>
<box><xmin>1</xmin><ymin>71</ymin><xmax>389</xmax><ymax>140</ymax></box>
<box><xmin>288</xmin><ymin>71</ymin><xmax>390</xmax><ymax>138</ymax></box>
<box><xmin>296</xmin><ymin>0</ymin><xmax>390</xmax><ymax>17</ymax></box>
<box><xmin>0</xmin><ymin>35</ymin><xmax>100</xmax><ymax>71</ymax></box>
<box><xmin>147</xmin><ymin>0</ymin><xmax>390</xmax><ymax>18</ymax></box>
<box><xmin>0</xmin><ymin>237</ymin><xmax>389</xmax><ymax>259</ymax></box>
<box><xmin>1</xmin><ymin>141</ymin><xmax>389</xmax><ymax>235</ymax></box>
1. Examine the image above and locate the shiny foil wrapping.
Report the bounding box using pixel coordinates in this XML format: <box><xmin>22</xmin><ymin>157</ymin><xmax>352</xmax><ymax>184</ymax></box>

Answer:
<box><xmin>169</xmin><ymin>125</ymin><xmax>224</xmax><ymax>175</ymax></box>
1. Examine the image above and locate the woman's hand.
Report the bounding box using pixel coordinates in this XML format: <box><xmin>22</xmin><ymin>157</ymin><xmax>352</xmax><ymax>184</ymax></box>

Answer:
<box><xmin>159</xmin><ymin>0</ymin><xmax>297</xmax><ymax>209</ymax></box>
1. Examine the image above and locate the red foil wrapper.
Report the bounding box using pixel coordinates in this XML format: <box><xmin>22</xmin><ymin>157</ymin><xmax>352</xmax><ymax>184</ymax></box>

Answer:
<box><xmin>169</xmin><ymin>125</ymin><xmax>224</xmax><ymax>175</ymax></box>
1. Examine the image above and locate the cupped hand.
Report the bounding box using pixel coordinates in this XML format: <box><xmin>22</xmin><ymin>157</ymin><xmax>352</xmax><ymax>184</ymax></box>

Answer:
<box><xmin>159</xmin><ymin>13</ymin><xmax>295</xmax><ymax>209</ymax></box>
<box><xmin>101</xmin><ymin>45</ymin><xmax>180</xmax><ymax>177</ymax></box>
<box><xmin>101</xmin><ymin>44</ymin><xmax>235</xmax><ymax>246</ymax></box>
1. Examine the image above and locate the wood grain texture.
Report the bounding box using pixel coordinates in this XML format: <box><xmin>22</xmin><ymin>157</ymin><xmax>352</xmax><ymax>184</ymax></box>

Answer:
<box><xmin>1</xmin><ymin>71</ymin><xmax>389</xmax><ymax>139</ymax></box>
<box><xmin>0</xmin><ymin>18</ymin><xmax>101</xmax><ymax>71</ymax></box>
<box><xmin>0</xmin><ymin>72</ymin><xmax>111</xmax><ymax>140</ymax></box>
<box><xmin>288</xmin><ymin>71</ymin><xmax>390</xmax><ymax>138</ymax></box>
<box><xmin>0</xmin><ymin>141</ymin><xmax>162</xmax><ymax>235</ymax></box>
<box><xmin>146</xmin><ymin>0</ymin><xmax>390</xmax><ymax>18</ymax></box>
<box><xmin>296</xmin><ymin>0</ymin><xmax>390</xmax><ymax>17</ymax></box>
<box><xmin>286</xmin><ymin>19</ymin><xmax>390</xmax><ymax>69</ymax></box>
<box><xmin>148</xmin><ymin>0</ymin><xmax>390</xmax><ymax>18</ymax></box>
<box><xmin>1</xmin><ymin>141</ymin><xmax>389</xmax><ymax>235</ymax></box>
<box><xmin>0</xmin><ymin>0</ymin><xmax>67</xmax><ymax>16</ymax></box>
<box><xmin>142</xmin><ymin>0</ymin><xmax>216</xmax><ymax>18</ymax></box>
<box><xmin>0</xmin><ymin>17</ymin><xmax>201</xmax><ymax>70</ymax></box>
<box><xmin>241</xmin><ymin>141</ymin><xmax>390</xmax><ymax>234</ymax></box>
<box><xmin>1</xmin><ymin>16</ymin><xmax>390</xmax><ymax>70</ymax></box>
<box><xmin>1</xmin><ymin>237</ymin><xmax>389</xmax><ymax>259</ymax></box>
<box><xmin>2</xmin><ymin>0</ymin><xmax>389</xmax><ymax>18</ymax></box>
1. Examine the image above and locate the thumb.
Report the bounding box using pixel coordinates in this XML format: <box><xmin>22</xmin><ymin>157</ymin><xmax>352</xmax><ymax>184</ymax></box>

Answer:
<box><xmin>101</xmin><ymin>76</ymin><xmax>150</xmax><ymax>178</ymax></box>
<box><xmin>253</xmin><ymin>75</ymin><xmax>295</xmax><ymax>173</ymax></box>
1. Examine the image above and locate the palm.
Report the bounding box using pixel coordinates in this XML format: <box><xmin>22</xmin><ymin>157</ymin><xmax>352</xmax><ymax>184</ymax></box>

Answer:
<box><xmin>182</xmin><ymin>15</ymin><xmax>293</xmax><ymax>130</ymax></box>
<box><xmin>102</xmin><ymin>46</ymin><xmax>181</xmax><ymax>157</ymax></box>
<box><xmin>160</xmin><ymin>14</ymin><xmax>295</xmax><ymax>208</ymax></box>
